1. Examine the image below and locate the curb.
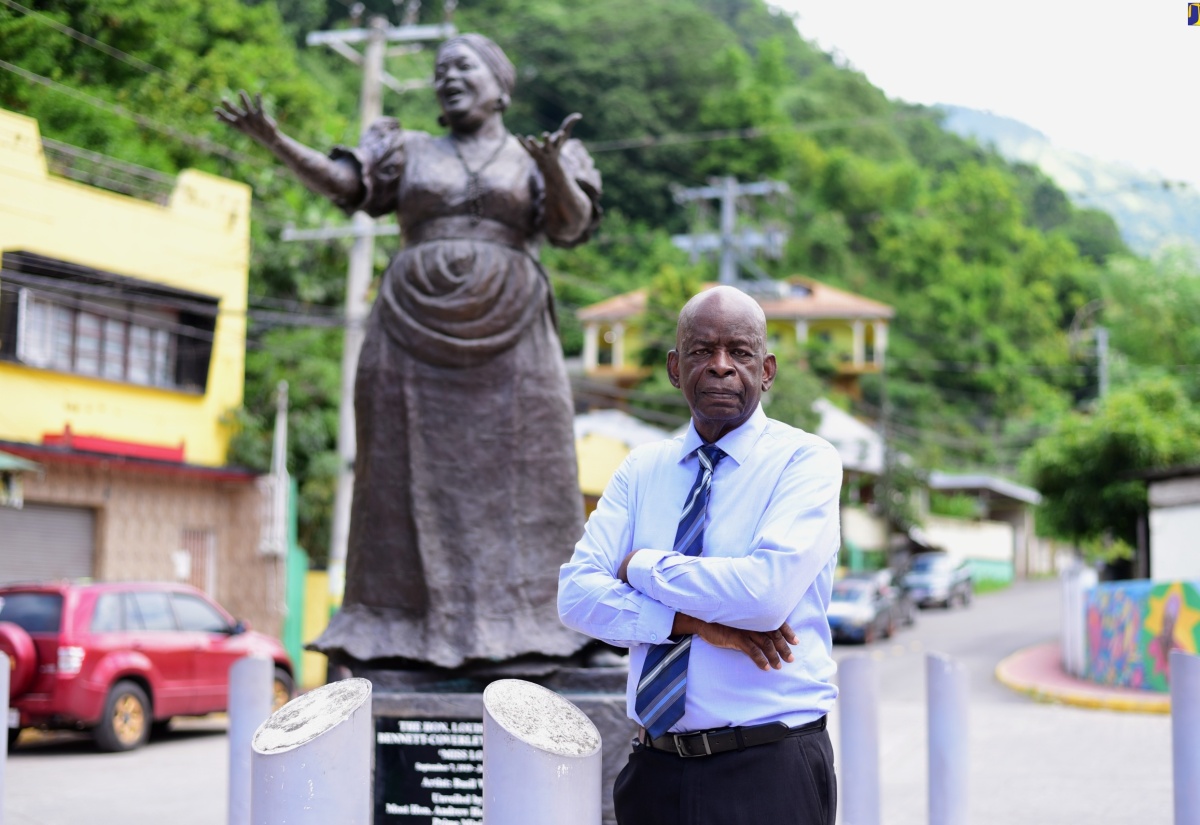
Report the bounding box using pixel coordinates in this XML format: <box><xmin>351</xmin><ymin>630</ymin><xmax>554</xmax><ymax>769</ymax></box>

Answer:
<box><xmin>994</xmin><ymin>642</ymin><xmax>1170</xmax><ymax>715</ymax></box>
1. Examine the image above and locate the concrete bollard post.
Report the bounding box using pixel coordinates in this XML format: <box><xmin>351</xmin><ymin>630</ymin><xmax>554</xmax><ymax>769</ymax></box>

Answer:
<box><xmin>482</xmin><ymin>679</ymin><xmax>602</xmax><ymax>825</ymax></box>
<box><xmin>838</xmin><ymin>655</ymin><xmax>880</xmax><ymax>825</ymax></box>
<box><xmin>251</xmin><ymin>677</ymin><xmax>372</xmax><ymax>825</ymax></box>
<box><xmin>1171</xmin><ymin>650</ymin><xmax>1200</xmax><ymax>825</ymax></box>
<box><xmin>2</xmin><ymin>661</ymin><xmax>8</xmax><ymax>825</ymax></box>
<box><xmin>927</xmin><ymin>653</ymin><xmax>969</xmax><ymax>825</ymax></box>
<box><xmin>1060</xmin><ymin>560</ymin><xmax>1097</xmax><ymax>678</ymax></box>
<box><xmin>228</xmin><ymin>656</ymin><xmax>274</xmax><ymax>825</ymax></box>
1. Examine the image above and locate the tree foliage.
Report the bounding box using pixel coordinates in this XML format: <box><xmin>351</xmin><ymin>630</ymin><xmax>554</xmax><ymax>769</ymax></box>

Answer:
<box><xmin>4</xmin><ymin>0</ymin><xmax>1194</xmax><ymax>574</ymax></box>
<box><xmin>1098</xmin><ymin>250</ymin><xmax>1200</xmax><ymax>401</ymax></box>
<box><xmin>761</xmin><ymin>340</ymin><xmax>823</xmax><ymax>433</ymax></box>
<box><xmin>1022</xmin><ymin>378</ymin><xmax>1200</xmax><ymax>564</ymax></box>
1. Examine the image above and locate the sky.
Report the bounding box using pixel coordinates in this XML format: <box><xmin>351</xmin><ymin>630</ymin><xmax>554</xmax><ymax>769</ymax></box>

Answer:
<box><xmin>771</xmin><ymin>0</ymin><xmax>1200</xmax><ymax>189</ymax></box>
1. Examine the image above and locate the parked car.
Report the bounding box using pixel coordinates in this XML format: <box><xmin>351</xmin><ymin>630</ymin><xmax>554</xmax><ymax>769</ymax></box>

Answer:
<box><xmin>901</xmin><ymin>552</ymin><xmax>973</xmax><ymax>609</ymax></box>
<box><xmin>0</xmin><ymin>580</ymin><xmax>294</xmax><ymax>752</ymax></box>
<box><xmin>827</xmin><ymin>578</ymin><xmax>895</xmax><ymax>644</ymax></box>
<box><xmin>843</xmin><ymin>568</ymin><xmax>917</xmax><ymax>628</ymax></box>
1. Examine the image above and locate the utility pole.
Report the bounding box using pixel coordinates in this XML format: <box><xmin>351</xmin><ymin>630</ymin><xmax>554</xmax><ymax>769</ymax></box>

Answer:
<box><xmin>296</xmin><ymin>12</ymin><xmax>456</xmax><ymax>607</ymax></box>
<box><xmin>671</xmin><ymin>176</ymin><xmax>788</xmax><ymax>285</ymax></box>
<box><xmin>1068</xmin><ymin>299</ymin><xmax>1108</xmax><ymax>405</ymax></box>
<box><xmin>1095</xmin><ymin>325</ymin><xmax>1109</xmax><ymax>399</ymax></box>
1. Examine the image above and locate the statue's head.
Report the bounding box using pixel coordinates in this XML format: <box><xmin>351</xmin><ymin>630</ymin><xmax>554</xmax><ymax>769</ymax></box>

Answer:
<box><xmin>434</xmin><ymin>34</ymin><xmax>515</xmax><ymax>128</ymax></box>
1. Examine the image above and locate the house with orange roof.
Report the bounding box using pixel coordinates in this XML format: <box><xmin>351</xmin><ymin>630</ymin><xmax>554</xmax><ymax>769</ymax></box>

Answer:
<box><xmin>576</xmin><ymin>277</ymin><xmax>894</xmax><ymax>398</ymax></box>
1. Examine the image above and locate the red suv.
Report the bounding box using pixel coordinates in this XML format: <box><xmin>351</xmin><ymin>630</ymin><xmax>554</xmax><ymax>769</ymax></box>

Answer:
<box><xmin>1</xmin><ymin>581</ymin><xmax>294</xmax><ymax>752</ymax></box>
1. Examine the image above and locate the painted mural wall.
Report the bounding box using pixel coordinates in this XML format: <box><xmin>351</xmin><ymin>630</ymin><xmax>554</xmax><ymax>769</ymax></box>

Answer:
<box><xmin>1085</xmin><ymin>580</ymin><xmax>1200</xmax><ymax>691</ymax></box>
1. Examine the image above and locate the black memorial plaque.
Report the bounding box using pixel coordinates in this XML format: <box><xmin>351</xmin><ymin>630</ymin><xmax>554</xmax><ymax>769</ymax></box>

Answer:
<box><xmin>375</xmin><ymin>716</ymin><xmax>484</xmax><ymax>825</ymax></box>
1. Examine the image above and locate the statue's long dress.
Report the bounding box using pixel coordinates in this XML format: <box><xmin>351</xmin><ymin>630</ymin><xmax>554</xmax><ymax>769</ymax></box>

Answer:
<box><xmin>312</xmin><ymin>119</ymin><xmax>600</xmax><ymax>668</ymax></box>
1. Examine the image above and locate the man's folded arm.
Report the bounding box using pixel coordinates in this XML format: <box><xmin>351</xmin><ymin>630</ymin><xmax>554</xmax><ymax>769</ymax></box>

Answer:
<box><xmin>557</xmin><ymin>455</ymin><xmax>677</xmax><ymax>647</ymax></box>
<box><xmin>624</xmin><ymin>442</ymin><xmax>843</xmax><ymax>630</ymax></box>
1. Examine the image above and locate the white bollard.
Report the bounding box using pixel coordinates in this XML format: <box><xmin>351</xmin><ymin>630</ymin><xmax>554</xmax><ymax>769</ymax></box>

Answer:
<box><xmin>927</xmin><ymin>653</ymin><xmax>969</xmax><ymax>825</ymax></box>
<box><xmin>250</xmin><ymin>677</ymin><xmax>373</xmax><ymax>825</ymax></box>
<box><xmin>1059</xmin><ymin>560</ymin><xmax>1097</xmax><ymax>678</ymax></box>
<box><xmin>838</xmin><ymin>655</ymin><xmax>880</xmax><ymax>825</ymax></box>
<box><xmin>1172</xmin><ymin>650</ymin><xmax>1200</xmax><ymax>825</ymax></box>
<box><xmin>228</xmin><ymin>656</ymin><xmax>274</xmax><ymax>825</ymax></box>
<box><xmin>2</xmin><ymin>661</ymin><xmax>8</xmax><ymax>825</ymax></box>
<box><xmin>482</xmin><ymin>679</ymin><xmax>602</xmax><ymax>825</ymax></box>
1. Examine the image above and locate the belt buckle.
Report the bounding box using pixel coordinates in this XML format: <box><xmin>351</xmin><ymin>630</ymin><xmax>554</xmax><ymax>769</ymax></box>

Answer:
<box><xmin>673</xmin><ymin>731</ymin><xmax>712</xmax><ymax>758</ymax></box>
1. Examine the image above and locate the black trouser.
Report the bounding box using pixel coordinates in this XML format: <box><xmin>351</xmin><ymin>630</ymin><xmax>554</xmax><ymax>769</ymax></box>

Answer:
<box><xmin>613</xmin><ymin>726</ymin><xmax>836</xmax><ymax>825</ymax></box>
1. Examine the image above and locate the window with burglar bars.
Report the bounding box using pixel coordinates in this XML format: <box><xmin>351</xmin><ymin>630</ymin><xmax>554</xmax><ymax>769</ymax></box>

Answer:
<box><xmin>180</xmin><ymin>527</ymin><xmax>217</xmax><ymax>597</ymax></box>
<box><xmin>16</xmin><ymin>291</ymin><xmax>178</xmax><ymax>386</ymax></box>
<box><xmin>0</xmin><ymin>250</ymin><xmax>218</xmax><ymax>392</ymax></box>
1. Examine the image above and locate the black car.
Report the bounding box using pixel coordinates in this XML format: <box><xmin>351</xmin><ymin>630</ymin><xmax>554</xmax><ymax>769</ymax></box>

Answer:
<box><xmin>901</xmin><ymin>552</ymin><xmax>973</xmax><ymax>609</ymax></box>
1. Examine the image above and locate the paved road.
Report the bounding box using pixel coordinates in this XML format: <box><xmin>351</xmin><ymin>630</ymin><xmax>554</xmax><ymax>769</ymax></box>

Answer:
<box><xmin>2</xmin><ymin>579</ymin><xmax>1174</xmax><ymax>824</ymax></box>
<box><xmin>829</xmin><ymin>577</ymin><xmax>1173</xmax><ymax>825</ymax></box>
<box><xmin>4</xmin><ymin>717</ymin><xmax>230</xmax><ymax>825</ymax></box>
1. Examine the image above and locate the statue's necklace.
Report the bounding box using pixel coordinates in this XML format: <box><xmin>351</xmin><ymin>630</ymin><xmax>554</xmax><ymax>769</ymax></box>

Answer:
<box><xmin>450</xmin><ymin>134</ymin><xmax>508</xmax><ymax>225</ymax></box>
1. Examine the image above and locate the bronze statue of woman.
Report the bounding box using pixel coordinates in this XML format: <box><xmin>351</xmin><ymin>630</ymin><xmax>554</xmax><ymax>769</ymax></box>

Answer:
<box><xmin>216</xmin><ymin>34</ymin><xmax>599</xmax><ymax>670</ymax></box>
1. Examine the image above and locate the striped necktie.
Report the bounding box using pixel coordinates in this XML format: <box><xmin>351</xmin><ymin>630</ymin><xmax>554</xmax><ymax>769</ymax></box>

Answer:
<box><xmin>634</xmin><ymin>443</ymin><xmax>726</xmax><ymax>739</ymax></box>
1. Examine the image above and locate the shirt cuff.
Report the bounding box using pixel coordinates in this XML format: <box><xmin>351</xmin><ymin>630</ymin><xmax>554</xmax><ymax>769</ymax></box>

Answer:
<box><xmin>627</xmin><ymin>548</ymin><xmax>673</xmax><ymax>597</ymax></box>
<box><xmin>635</xmin><ymin>594</ymin><xmax>676</xmax><ymax>645</ymax></box>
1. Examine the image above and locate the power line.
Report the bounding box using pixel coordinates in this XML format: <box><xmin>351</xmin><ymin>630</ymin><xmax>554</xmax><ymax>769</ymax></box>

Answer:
<box><xmin>0</xmin><ymin>58</ymin><xmax>253</xmax><ymax>165</ymax></box>
<box><xmin>587</xmin><ymin>112</ymin><xmax>928</xmax><ymax>154</ymax></box>
<box><xmin>3</xmin><ymin>253</ymin><xmax>344</xmax><ymax>315</ymax></box>
<box><xmin>0</xmin><ymin>280</ymin><xmax>355</xmax><ymax>348</ymax></box>
<box><xmin>38</xmin><ymin>132</ymin><xmax>317</xmax><ymax>234</ymax></box>
<box><xmin>41</xmin><ymin>137</ymin><xmax>178</xmax><ymax>204</ymax></box>
<box><xmin>17</xmin><ymin>247</ymin><xmax>1200</xmax><ymax>379</ymax></box>
<box><xmin>853</xmin><ymin>395</ymin><xmax>1053</xmax><ymax>444</ymax></box>
<box><xmin>888</xmin><ymin>357</ymin><xmax>1092</xmax><ymax>377</ymax></box>
<box><xmin>0</xmin><ymin>0</ymin><xmax>171</xmax><ymax>79</ymax></box>
<box><xmin>506</xmin><ymin>65</ymin><xmax>710</xmax><ymax>188</ymax></box>
<box><xmin>0</xmin><ymin>280</ymin><xmax>217</xmax><ymax>344</ymax></box>
<box><xmin>2</xmin><ymin>1</ymin><xmax>926</xmax><ymax>194</ymax></box>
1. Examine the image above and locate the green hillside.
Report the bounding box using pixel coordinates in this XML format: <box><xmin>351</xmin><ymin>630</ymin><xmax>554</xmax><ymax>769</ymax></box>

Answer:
<box><xmin>2</xmin><ymin>0</ymin><xmax>1197</xmax><ymax>567</ymax></box>
<box><xmin>941</xmin><ymin>105</ymin><xmax>1200</xmax><ymax>256</ymax></box>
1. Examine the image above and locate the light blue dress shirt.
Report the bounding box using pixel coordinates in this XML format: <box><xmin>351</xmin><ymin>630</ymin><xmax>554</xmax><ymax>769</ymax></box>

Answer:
<box><xmin>559</xmin><ymin>404</ymin><xmax>843</xmax><ymax>733</ymax></box>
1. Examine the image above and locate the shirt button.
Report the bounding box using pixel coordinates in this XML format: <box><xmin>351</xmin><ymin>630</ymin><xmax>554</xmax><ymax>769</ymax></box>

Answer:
<box><xmin>650</xmin><ymin>633</ymin><xmax>658</xmax><ymax>641</ymax></box>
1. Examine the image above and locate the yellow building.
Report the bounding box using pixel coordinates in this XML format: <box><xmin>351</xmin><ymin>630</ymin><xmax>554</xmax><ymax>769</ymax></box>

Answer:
<box><xmin>0</xmin><ymin>109</ymin><xmax>283</xmax><ymax>636</ymax></box>
<box><xmin>576</xmin><ymin>277</ymin><xmax>894</xmax><ymax>398</ymax></box>
<box><xmin>574</xmin><ymin>408</ymin><xmax>674</xmax><ymax>512</ymax></box>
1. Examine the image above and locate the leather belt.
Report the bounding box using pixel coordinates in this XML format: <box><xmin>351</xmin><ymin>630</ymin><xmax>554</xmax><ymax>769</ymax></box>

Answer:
<box><xmin>641</xmin><ymin>716</ymin><xmax>826</xmax><ymax>758</ymax></box>
<box><xmin>404</xmin><ymin>216</ymin><xmax>528</xmax><ymax>251</ymax></box>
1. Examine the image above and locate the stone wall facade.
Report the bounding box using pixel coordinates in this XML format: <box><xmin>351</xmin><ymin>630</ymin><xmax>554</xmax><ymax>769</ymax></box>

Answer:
<box><xmin>21</xmin><ymin>457</ymin><xmax>281</xmax><ymax>636</ymax></box>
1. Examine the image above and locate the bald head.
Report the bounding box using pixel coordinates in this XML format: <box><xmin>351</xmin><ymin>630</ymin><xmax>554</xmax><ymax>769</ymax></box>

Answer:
<box><xmin>668</xmin><ymin>286</ymin><xmax>776</xmax><ymax>443</ymax></box>
<box><xmin>676</xmin><ymin>286</ymin><xmax>767</xmax><ymax>353</ymax></box>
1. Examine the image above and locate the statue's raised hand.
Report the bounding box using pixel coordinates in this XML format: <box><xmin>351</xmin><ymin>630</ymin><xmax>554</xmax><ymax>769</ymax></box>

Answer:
<box><xmin>213</xmin><ymin>91</ymin><xmax>360</xmax><ymax>203</ymax></box>
<box><xmin>517</xmin><ymin>113</ymin><xmax>581</xmax><ymax>169</ymax></box>
<box><xmin>214</xmin><ymin>91</ymin><xmax>280</xmax><ymax>148</ymax></box>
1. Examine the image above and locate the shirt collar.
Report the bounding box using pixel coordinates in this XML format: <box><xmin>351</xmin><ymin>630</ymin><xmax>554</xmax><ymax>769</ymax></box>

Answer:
<box><xmin>679</xmin><ymin>404</ymin><xmax>767</xmax><ymax>468</ymax></box>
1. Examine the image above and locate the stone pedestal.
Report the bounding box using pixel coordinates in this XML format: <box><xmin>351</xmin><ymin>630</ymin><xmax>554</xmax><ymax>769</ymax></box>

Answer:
<box><xmin>359</xmin><ymin>659</ymin><xmax>630</xmax><ymax>825</ymax></box>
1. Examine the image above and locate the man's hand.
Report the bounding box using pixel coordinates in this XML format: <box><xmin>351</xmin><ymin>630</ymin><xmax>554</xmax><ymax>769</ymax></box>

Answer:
<box><xmin>617</xmin><ymin>549</ymin><xmax>639</xmax><ymax>583</ymax></box>
<box><xmin>675</xmin><ymin>615</ymin><xmax>797</xmax><ymax>671</ymax></box>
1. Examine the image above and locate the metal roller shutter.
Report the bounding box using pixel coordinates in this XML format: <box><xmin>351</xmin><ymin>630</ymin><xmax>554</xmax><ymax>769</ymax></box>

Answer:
<box><xmin>0</xmin><ymin>502</ymin><xmax>95</xmax><ymax>583</ymax></box>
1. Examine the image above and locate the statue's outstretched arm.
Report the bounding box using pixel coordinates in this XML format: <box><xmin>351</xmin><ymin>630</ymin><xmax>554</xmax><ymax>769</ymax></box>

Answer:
<box><xmin>215</xmin><ymin>91</ymin><xmax>363</xmax><ymax>205</ymax></box>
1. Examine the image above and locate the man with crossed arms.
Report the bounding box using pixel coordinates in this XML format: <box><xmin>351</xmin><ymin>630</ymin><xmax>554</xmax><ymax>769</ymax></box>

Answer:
<box><xmin>559</xmin><ymin>285</ymin><xmax>842</xmax><ymax>825</ymax></box>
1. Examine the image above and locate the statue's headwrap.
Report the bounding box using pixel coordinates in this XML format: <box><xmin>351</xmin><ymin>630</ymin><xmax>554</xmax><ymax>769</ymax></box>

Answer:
<box><xmin>438</xmin><ymin>33</ymin><xmax>516</xmax><ymax>110</ymax></box>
